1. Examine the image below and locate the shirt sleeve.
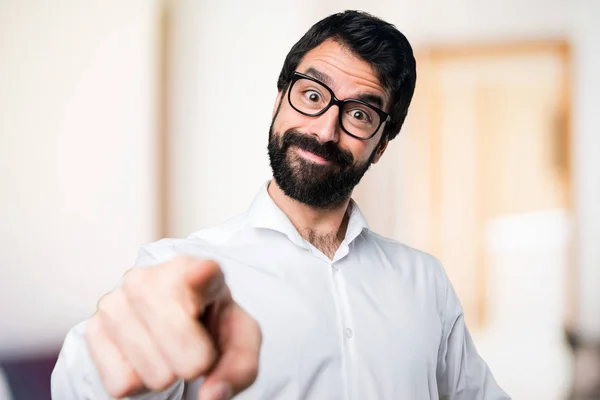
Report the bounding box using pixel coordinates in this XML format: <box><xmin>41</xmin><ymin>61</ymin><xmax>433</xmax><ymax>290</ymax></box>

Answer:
<box><xmin>50</xmin><ymin>246</ymin><xmax>185</xmax><ymax>400</ymax></box>
<box><xmin>435</xmin><ymin>267</ymin><xmax>511</xmax><ymax>400</ymax></box>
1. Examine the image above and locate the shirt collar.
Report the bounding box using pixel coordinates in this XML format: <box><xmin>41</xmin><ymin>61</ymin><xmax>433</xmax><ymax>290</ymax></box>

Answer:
<box><xmin>344</xmin><ymin>197</ymin><xmax>370</xmax><ymax>244</ymax></box>
<box><xmin>247</xmin><ymin>180</ymin><xmax>370</xmax><ymax>248</ymax></box>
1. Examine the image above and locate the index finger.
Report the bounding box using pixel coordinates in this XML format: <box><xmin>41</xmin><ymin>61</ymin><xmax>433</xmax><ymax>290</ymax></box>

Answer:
<box><xmin>178</xmin><ymin>258</ymin><xmax>227</xmax><ymax>317</ymax></box>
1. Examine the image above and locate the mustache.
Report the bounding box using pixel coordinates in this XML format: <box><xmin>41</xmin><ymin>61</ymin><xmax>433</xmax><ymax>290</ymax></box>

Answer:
<box><xmin>280</xmin><ymin>129</ymin><xmax>354</xmax><ymax>167</ymax></box>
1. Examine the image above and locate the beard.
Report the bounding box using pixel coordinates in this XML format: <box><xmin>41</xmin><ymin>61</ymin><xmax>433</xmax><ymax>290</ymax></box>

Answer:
<box><xmin>267</xmin><ymin>123</ymin><xmax>377</xmax><ymax>208</ymax></box>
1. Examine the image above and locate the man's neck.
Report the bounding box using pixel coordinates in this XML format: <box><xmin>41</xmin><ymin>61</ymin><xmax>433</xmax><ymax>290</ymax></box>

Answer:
<box><xmin>267</xmin><ymin>180</ymin><xmax>350</xmax><ymax>259</ymax></box>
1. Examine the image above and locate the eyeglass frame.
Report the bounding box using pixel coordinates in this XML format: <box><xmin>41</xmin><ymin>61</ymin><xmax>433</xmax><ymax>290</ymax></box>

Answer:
<box><xmin>287</xmin><ymin>71</ymin><xmax>391</xmax><ymax>141</ymax></box>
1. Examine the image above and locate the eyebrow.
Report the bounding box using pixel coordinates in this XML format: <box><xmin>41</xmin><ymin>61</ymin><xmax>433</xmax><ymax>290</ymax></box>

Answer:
<box><xmin>354</xmin><ymin>93</ymin><xmax>384</xmax><ymax>109</ymax></box>
<box><xmin>303</xmin><ymin>67</ymin><xmax>386</xmax><ymax>110</ymax></box>
<box><xmin>304</xmin><ymin>67</ymin><xmax>334</xmax><ymax>86</ymax></box>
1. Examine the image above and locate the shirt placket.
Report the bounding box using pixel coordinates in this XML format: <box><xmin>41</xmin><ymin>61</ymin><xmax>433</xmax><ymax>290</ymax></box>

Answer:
<box><xmin>328</xmin><ymin>258</ymin><xmax>356</xmax><ymax>400</ymax></box>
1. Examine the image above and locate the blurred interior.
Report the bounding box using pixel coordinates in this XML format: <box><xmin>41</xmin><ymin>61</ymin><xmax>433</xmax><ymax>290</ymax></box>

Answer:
<box><xmin>1</xmin><ymin>1</ymin><xmax>599</xmax><ymax>399</ymax></box>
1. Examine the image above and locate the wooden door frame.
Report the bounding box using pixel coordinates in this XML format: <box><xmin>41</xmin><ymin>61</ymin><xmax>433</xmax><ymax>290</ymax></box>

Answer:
<box><xmin>415</xmin><ymin>40</ymin><xmax>572</xmax><ymax>328</ymax></box>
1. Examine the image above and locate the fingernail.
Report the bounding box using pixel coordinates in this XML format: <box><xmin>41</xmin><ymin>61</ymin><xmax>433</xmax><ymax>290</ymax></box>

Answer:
<box><xmin>203</xmin><ymin>382</ymin><xmax>232</xmax><ymax>400</ymax></box>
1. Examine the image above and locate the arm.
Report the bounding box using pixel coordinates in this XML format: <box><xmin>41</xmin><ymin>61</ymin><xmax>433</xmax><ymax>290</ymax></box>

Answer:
<box><xmin>435</xmin><ymin>268</ymin><xmax>511</xmax><ymax>400</ymax></box>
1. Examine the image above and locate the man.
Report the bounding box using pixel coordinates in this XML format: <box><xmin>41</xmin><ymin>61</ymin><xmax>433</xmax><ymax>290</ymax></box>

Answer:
<box><xmin>52</xmin><ymin>10</ymin><xmax>510</xmax><ymax>400</ymax></box>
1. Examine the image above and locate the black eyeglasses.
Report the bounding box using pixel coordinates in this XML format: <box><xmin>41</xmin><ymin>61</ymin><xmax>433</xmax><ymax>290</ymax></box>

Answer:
<box><xmin>287</xmin><ymin>71</ymin><xmax>390</xmax><ymax>140</ymax></box>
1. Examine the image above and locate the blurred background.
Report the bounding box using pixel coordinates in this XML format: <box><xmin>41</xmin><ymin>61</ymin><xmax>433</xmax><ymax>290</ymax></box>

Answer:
<box><xmin>1</xmin><ymin>0</ymin><xmax>599</xmax><ymax>399</ymax></box>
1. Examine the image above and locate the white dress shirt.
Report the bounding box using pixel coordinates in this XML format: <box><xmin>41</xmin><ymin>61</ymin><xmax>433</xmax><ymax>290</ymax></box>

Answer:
<box><xmin>52</xmin><ymin>182</ymin><xmax>510</xmax><ymax>399</ymax></box>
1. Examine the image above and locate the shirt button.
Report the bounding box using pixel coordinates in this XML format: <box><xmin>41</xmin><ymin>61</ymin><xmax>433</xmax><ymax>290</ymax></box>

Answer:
<box><xmin>345</xmin><ymin>328</ymin><xmax>353</xmax><ymax>338</ymax></box>
<box><xmin>332</xmin><ymin>264</ymin><xmax>339</xmax><ymax>272</ymax></box>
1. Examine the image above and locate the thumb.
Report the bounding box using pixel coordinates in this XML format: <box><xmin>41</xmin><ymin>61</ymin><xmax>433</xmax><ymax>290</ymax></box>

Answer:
<box><xmin>199</xmin><ymin>302</ymin><xmax>262</xmax><ymax>400</ymax></box>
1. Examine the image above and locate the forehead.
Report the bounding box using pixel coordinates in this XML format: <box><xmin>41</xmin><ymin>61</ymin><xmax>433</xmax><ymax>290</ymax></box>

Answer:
<box><xmin>295</xmin><ymin>39</ymin><xmax>389</xmax><ymax>105</ymax></box>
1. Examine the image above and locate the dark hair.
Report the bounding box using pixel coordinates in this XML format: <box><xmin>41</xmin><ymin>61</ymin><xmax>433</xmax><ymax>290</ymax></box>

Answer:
<box><xmin>277</xmin><ymin>10</ymin><xmax>416</xmax><ymax>142</ymax></box>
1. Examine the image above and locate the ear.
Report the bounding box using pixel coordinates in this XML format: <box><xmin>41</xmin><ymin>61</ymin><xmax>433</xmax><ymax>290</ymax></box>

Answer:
<box><xmin>371</xmin><ymin>136</ymin><xmax>389</xmax><ymax>164</ymax></box>
<box><xmin>272</xmin><ymin>90</ymin><xmax>283</xmax><ymax>119</ymax></box>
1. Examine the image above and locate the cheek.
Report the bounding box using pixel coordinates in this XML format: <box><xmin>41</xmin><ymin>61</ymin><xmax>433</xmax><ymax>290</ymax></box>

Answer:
<box><xmin>359</xmin><ymin>134</ymin><xmax>385</xmax><ymax>163</ymax></box>
<box><xmin>340</xmin><ymin>137</ymin><xmax>373</xmax><ymax>164</ymax></box>
<box><xmin>273</xmin><ymin>103</ymin><xmax>300</xmax><ymax>131</ymax></box>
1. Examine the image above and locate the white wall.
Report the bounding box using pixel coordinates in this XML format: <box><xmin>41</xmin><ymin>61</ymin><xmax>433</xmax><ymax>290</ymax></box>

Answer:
<box><xmin>309</xmin><ymin>0</ymin><xmax>570</xmax><ymax>44</ymax></box>
<box><xmin>165</xmin><ymin>0</ymin><xmax>325</xmax><ymax>236</ymax></box>
<box><xmin>0</xmin><ymin>0</ymin><xmax>160</xmax><ymax>356</ymax></box>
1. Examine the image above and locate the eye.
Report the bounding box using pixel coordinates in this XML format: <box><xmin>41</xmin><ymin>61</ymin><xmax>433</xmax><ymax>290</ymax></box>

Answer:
<box><xmin>349</xmin><ymin>109</ymin><xmax>372</xmax><ymax>123</ymax></box>
<box><xmin>304</xmin><ymin>90</ymin><xmax>322</xmax><ymax>103</ymax></box>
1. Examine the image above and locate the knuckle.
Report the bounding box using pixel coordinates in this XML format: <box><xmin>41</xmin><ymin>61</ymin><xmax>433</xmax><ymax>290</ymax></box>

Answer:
<box><xmin>178</xmin><ymin>364</ymin><xmax>207</xmax><ymax>382</ymax></box>
<box><xmin>172</xmin><ymin>254</ymin><xmax>197</xmax><ymax>268</ymax></box>
<box><xmin>97</xmin><ymin>291</ymin><xmax>127</xmax><ymax>316</ymax></box>
<box><xmin>146</xmin><ymin>370</ymin><xmax>177</xmax><ymax>392</ymax></box>
<box><xmin>84</xmin><ymin>315</ymin><xmax>102</xmax><ymax>338</ymax></box>
<box><xmin>122</xmin><ymin>268</ymin><xmax>150</xmax><ymax>296</ymax></box>
<box><xmin>203</xmin><ymin>260</ymin><xmax>223</xmax><ymax>276</ymax></box>
<box><xmin>105</xmin><ymin>381</ymin><xmax>129</xmax><ymax>398</ymax></box>
<box><xmin>174</xmin><ymin>255</ymin><xmax>220</xmax><ymax>273</ymax></box>
<box><xmin>178</xmin><ymin>347</ymin><xmax>217</xmax><ymax>381</ymax></box>
<box><xmin>257</xmin><ymin>323</ymin><xmax>264</xmax><ymax>346</ymax></box>
<box><xmin>95</xmin><ymin>292</ymin><xmax>131</xmax><ymax>331</ymax></box>
<box><xmin>250</xmin><ymin>318</ymin><xmax>261</xmax><ymax>334</ymax></box>
<box><xmin>105</xmin><ymin>367</ymin><xmax>141</xmax><ymax>398</ymax></box>
<box><xmin>236</xmin><ymin>354</ymin><xmax>259</xmax><ymax>383</ymax></box>
<box><xmin>240</xmin><ymin>310</ymin><xmax>262</xmax><ymax>346</ymax></box>
<box><xmin>183</xmin><ymin>296</ymin><xmax>202</xmax><ymax>319</ymax></box>
<box><xmin>96</xmin><ymin>292</ymin><xmax>118</xmax><ymax>315</ymax></box>
<box><xmin>84</xmin><ymin>316</ymin><xmax>102</xmax><ymax>343</ymax></box>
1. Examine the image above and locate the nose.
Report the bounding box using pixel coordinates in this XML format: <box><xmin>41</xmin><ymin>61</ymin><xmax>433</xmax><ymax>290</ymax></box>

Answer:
<box><xmin>306</xmin><ymin>104</ymin><xmax>341</xmax><ymax>144</ymax></box>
